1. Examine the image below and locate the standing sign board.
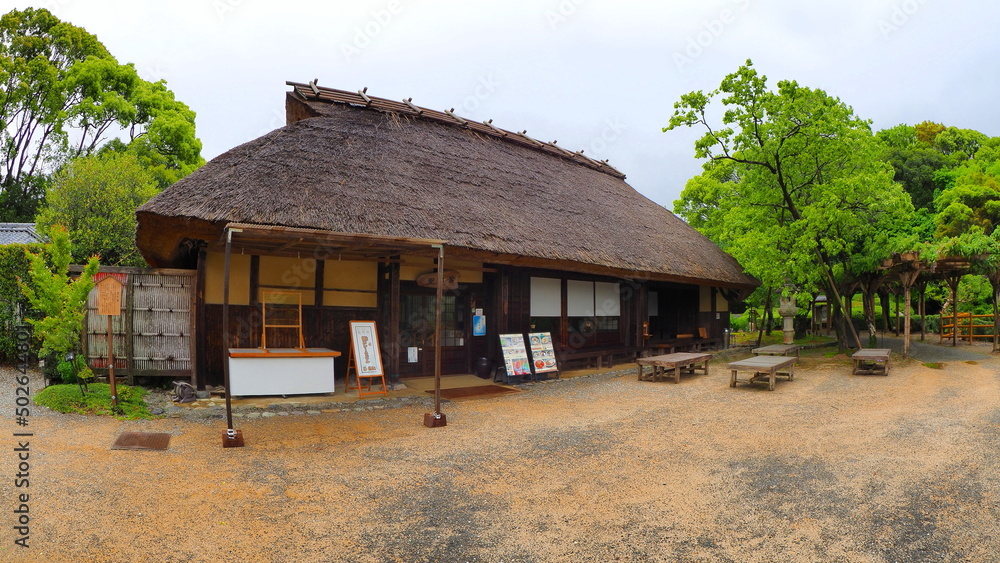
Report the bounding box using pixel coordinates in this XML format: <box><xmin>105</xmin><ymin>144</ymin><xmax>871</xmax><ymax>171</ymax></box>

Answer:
<box><xmin>499</xmin><ymin>334</ymin><xmax>532</xmax><ymax>378</ymax></box>
<box><xmin>348</xmin><ymin>320</ymin><xmax>387</xmax><ymax>398</ymax></box>
<box><xmin>95</xmin><ymin>274</ymin><xmax>124</xmax><ymax>406</ymax></box>
<box><xmin>96</xmin><ymin>276</ymin><xmax>123</xmax><ymax>316</ymax></box>
<box><xmin>527</xmin><ymin>332</ymin><xmax>558</xmax><ymax>375</ymax></box>
<box><xmin>350</xmin><ymin>321</ymin><xmax>382</xmax><ymax>376</ymax></box>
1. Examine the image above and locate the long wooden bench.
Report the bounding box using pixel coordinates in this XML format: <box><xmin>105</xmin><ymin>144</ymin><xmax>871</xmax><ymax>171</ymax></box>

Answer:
<box><xmin>557</xmin><ymin>346</ymin><xmax>638</xmax><ymax>369</ymax></box>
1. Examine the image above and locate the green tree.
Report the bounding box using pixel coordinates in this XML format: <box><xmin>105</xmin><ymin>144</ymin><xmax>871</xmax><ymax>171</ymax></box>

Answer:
<box><xmin>18</xmin><ymin>226</ymin><xmax>99</xmax><ymax>364</ymax></box>
<box><xmin>0</xmin><ymin>7</ymin><xmax>203</xmax><ymax>220</ymax></box>
<box><xmin>665</xmin><ymin>60</ymin><xmax>915</xmax><ymax>348</ymax></box>
<box><xmin>914</xmin><ymin>120</ymin><xmax>946</xmax><ymax>146</ymax></box>
<box><xmin>36</xmin><ymin>152</ymin><xmax>159</xmax><ymax>266</ymax></box>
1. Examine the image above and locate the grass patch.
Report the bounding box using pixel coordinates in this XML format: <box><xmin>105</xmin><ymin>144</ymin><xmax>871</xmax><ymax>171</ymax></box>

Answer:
<box><xmin>34</xmin><ymin>383</ymin><xmax>154</xmax><ymax>419</ymax></box>
<box><xmin>731</xmin><ymin>331</ymin><xmax>836</xmax><ymax>347</ymax></box>
<box><xmin>923</xmin><ymin>363</ymin><xmax>944</xmax><ymax>369</ymax></box>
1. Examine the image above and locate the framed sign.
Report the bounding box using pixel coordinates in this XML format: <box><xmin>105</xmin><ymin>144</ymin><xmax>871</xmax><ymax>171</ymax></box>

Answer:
<box><xmin>499</xmin><ymin>333</ymin><xmax>532</xmax><ymax>377</ymax></box>
<box><xmin>349</xmin><ymin>321</ymin><xmax>383</xmax><ymax>376</ymax></box>
<box><xmin>472</xmin><ymin>315</ymin><xmax>486</xmax><ymax>336</ymax></box>
<box><xmin>527</xmin><ymin>332</ymin><xmax>558</xmax><ymax>374</ymax></box>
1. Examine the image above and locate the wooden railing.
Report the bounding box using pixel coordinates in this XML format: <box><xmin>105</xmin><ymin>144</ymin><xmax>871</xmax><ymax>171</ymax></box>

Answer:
<box><xmin>940</xmin><ymin>312</ymin><xmax>996</xmax><ymax>343</ymax></box>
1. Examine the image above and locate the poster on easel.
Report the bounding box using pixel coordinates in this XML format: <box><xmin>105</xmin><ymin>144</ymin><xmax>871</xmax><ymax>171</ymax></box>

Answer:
<box><xmin>499</xmin><ymin>333</ymin><xmax>532</xmax><ymax>377</ymax></box>
<box><xmin>527</xmin><ymin>332</ymin><xmax>559</xmax><ymax>374</ymax></box>
<box><xmin>349</xmin><ymin>320</ymin><xmax>383</xmax><ymax>376</ymax></box>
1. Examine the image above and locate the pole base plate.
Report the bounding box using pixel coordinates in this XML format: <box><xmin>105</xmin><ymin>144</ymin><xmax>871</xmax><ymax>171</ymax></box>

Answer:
<box><xmin>423</xmin><ymin>412</ymin><xmax>447</xmax><ymax>428</ymax></box>
<box><xmin>222</xmin><ymin>429</ymin><xmax>245</xmax><ymax>448</ymax></box>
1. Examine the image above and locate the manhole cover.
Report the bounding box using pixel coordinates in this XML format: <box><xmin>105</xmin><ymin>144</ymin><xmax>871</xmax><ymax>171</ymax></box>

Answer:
<box><xmin>111</xmin><ymin>432</ymin><xmax>171</xmax><ymax>450</ymax></box>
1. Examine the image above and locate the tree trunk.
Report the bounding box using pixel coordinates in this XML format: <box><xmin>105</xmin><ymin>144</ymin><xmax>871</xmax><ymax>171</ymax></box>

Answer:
<box><xmin>756</xmin><ymin>288</ymin><xmax>773</xmax><ymax>348</ymax></box>
<box><xmin>878</xmin><ymin>288</ymin><xmax>891</xmax><ymax>334</ymax></box>
<box><xmin>990</xmin><ymin>274</ymin><xmax>1000</xmax><ymax>353</ymax></box>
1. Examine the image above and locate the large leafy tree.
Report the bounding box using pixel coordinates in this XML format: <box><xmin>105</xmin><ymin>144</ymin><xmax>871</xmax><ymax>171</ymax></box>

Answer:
<box><xmin>36</xmin><ymin>152</ymin><xmax>159</xmax><ymax>266</ymax></box>
<box><xmin>665</xmin><ymin>60</ymin><xmax>914</xmax><ymax>348</ymax></box>
<box><xmin>0</xmin><ymin>7</ymin><xmax>203</xmax><ymax>221</ymax></box>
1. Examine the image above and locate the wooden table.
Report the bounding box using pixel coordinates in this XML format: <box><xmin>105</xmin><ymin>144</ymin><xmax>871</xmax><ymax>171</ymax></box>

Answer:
<box><xmin>727</xmin><ymin>355</ymin><xmax>797</xmax><ymax>391</ymax></box>
<box><xmin>636</xmin><ymin>352</ymin><xmax>711</xmax><ymax>384</ymax></box>
<box><xmin>752</xmin><ymin>343</ymin><xmax>800</xmax><ymax>358</ymax></box>
<box><xmin>852</xmin><ymin>348</ymin><xmax>891</xmax><ymax>375</ymax></box>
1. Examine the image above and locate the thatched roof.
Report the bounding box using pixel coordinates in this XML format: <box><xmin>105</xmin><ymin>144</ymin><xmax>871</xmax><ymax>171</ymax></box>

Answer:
<box><xmin>136</xmin><ymin>85</ymin><xmax>757</xmax><ymax>289</ymax></box>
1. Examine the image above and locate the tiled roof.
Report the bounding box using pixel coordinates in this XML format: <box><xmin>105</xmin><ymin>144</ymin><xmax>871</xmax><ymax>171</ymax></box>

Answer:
<box><xmin>0</xmin><ymin>223</ymin><xmax>41</xmax><ymax>245</ymax></box>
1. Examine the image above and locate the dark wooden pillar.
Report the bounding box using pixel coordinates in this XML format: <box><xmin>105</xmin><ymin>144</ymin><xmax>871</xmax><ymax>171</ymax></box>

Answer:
<box><xmin>388</xmin><ymin>259</ymin><xmax>401</xmax><ymax>378</ymax></box>
<box><xmin>195</xmin><ymin>249</ymin><xmax>208</xmax><ymax>390</ymax></box>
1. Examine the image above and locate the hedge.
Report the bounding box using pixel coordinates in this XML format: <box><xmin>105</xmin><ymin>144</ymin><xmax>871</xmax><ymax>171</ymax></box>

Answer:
<box><xmin>0</xmin><ymin>243</ymin><xmax>42</xmax><ymax>363</ymax></box>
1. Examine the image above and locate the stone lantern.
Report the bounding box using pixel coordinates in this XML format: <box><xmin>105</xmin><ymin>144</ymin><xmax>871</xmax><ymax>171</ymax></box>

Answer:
<box><xmin>778</xmin><ymin>293</ymin><xmax>798</xmax><ymax>345</ymax></box>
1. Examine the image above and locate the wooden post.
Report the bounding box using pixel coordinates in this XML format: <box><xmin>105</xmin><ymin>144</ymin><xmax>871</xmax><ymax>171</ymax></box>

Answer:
<box><xmin>899</xmin><ymin>268</ymin><xmax>921</xmax><ymax>358</ymax></box>
<box><xmin>107</xmin><ymin>316</ymin><xmax>117</xmax><ymax>406</ymax></box>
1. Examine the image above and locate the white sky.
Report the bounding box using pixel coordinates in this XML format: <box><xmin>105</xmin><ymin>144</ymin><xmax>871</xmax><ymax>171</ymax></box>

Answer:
<box><xmin>7</xmin><ymin>0</ymin><xmax>999</xmax><ymax>209</ymax></box>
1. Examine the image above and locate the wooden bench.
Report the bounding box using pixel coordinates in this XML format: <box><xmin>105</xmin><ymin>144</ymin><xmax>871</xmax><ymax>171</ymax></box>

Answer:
<box><xmin>557</xmin><ymin>348</ymin><xmax>606</xmax><ymax>369</ymax></box>
<box><xmin>753</xmin><ymin>344</ymin><xmax>800</xmax><ymax>358</ymax></box>
<box><xmin>557</xmin><ymin>347</ymin><xmax>638</xmax><ymax>369</ymax></box>
<box><xmin>852</xmin><ymin>348</ymin><xmax>891</xmax><ymax>375</ymax></box>
<box><xmin>637</xmin><ymin>352</ymin><xmax>711</xmax><ymax>384</ymax></box>
<box><xmin>727</xmin><ymin>355</ymin><xmax>797</xmax><ymax>391</ymax></box>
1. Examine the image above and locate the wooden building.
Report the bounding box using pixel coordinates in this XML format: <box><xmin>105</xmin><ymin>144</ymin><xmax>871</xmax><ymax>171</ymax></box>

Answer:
<box><xmin>135</xmin><ymin>82</ymin><xmax>758</xmax><ymax>387</ymax></box>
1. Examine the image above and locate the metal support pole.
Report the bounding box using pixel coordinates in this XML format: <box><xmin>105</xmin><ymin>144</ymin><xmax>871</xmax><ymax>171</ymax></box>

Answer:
<box><xmin>423</xmin><ymin>243</ymin><xmax>447</xmax><ymax>428</ymax></box>
<box><xmin>222</xmin><ymin>227</ymin><xmax>244</xmax><ymax>447</ymax></box>
<box><xmin>434</xmin><ymin>244</ymin><xmax>444</xmax><ymax>415</ymax></box>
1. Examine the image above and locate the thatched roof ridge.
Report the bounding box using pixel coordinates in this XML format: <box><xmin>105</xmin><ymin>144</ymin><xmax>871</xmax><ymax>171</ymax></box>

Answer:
<box><xmin>285</xmin><ymin>81</ymin><xmax>625</xmax><ymax>179</ymax></box>
<box><xmin>136</xmin><ymin>86</ymin><xmax>757</xmax><ymax>289</ymax></box>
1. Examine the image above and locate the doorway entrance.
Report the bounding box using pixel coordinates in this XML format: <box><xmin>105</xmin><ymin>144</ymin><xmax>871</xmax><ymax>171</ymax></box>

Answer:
<box><xmin>398</xmin><ymin>286</ymin><xmax>469</xmax><ymax>377</ymax></box>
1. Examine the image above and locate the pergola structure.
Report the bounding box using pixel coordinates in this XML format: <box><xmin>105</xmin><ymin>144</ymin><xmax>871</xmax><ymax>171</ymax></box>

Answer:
<box><xmin>879</xmin><ymin>252</ymin><xmax>979</xmax><ymax>357</ymax></box>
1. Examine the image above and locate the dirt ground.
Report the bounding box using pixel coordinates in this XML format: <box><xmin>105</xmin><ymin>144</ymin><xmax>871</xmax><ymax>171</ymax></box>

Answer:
<box><xmin>2</xmin><ymin>345</ymin><xmax>1000</xmax><ymax>562</ymax></box>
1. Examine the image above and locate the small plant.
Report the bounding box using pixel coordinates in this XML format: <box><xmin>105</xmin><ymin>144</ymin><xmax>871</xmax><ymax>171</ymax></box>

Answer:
<box><xmin>923</xmin><ymin>362</ymin><xmax>943</xmax><ymax>369</ymax></box>
<box><xmin>56</xmin><ymin>356</ymin><xmax>94</xmax><ymax>385</ymax></box>
<box><xmin>34</xmin><ymin>383</ymin><xmax>153</xmax><ymax>419</ymax></box>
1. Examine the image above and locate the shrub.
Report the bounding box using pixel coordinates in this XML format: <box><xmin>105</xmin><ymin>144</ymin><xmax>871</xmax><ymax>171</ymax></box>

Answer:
<box><xmin>0</xmin><ymin>243</ymin><xmax>39</xmax><ymax>363</ymax></box>
<box><xmin>56</xmin><ymin>356</ymin><xmax>94</xmax><ymax>385</ymax></box>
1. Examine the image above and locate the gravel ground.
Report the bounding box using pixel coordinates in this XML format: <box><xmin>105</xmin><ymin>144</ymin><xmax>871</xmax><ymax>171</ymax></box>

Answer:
<box><xmin>1</xmin><ymin>345</ymin><xmax>999</xmax><ymax>562</ymax></box>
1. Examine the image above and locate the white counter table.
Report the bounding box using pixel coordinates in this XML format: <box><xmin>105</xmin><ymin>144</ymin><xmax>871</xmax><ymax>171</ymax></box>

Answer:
<box><xmin>228</xmin><ymin>347</ymin><xmax>341</xmax><ymax>397</ymax></box>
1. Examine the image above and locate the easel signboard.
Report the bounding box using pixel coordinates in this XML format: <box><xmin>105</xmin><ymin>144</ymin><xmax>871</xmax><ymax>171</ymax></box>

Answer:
<box><xmin>347</xmin><ymin>321</ymin><xmax>387</xmax><ymax>398</ymax></box>
<box><xmin>527</xmin><ymin>332</ymin><xmax>559</xmax><ymax>378</ymax></box>
<box><xmin>499</xmin><ymin>333</ymin><xmax>532</xmax><ymax>381</ymax></box>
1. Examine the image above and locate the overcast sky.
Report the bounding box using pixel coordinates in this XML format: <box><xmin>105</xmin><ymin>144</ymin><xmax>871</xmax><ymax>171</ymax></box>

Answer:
<box><xmin>9</xmin><ymin>0</ymin><xmax>1000</xmax><ymax>209</ymax></box>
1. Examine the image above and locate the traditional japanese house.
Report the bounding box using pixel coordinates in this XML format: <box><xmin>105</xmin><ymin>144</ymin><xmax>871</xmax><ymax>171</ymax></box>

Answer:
<box><xmin>135</xmin><ymin>81</ymin><xmax>759</xmax><ymax>388</ymax></box>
